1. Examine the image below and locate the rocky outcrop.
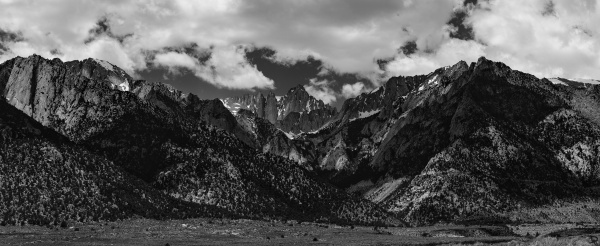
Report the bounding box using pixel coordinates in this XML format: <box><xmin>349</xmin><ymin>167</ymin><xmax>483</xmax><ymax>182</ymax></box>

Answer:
<box><xmin>222</xmin><ymin>85</ymin><xmax>337</xmax><ymax>134</ymax></box>
<box><xmin>235</xmin><ymin>109</ymin><xmax>317</xmax><ymax>168</ymax></box>
<box><xmin>265</xmin><ymin>91</ymin><xmax>278</xmax><ymax>124</ymax></box>
<box><xmin>2</xmin><ymin>55</ymin><xmax>134</xmax><ymax>141</ymax></box>
<box><xmin>277</xmin><ymin>85</ymin><xmax>331</xmax><ymax>120</ymax></box>
<box><xmin>278</xmin><ymin>107</ymin><xmax>337</xmax><ymax>133</ymax></box>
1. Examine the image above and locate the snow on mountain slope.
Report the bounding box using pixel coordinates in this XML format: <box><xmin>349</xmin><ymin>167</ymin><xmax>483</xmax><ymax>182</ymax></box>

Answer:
<box><xmin>546</xmin><ymin>77</ymin><xmax>600</xmax><ymax>87</ymax></box>
<box><xmin>547</xmin><ymin>78</ymin><xmax>568</xmax><ymax>86</ymax></box>
<box><xmin>575</xmin><ymin>78</ymin><xmax>600</xmax><ymax>84</ymax></box>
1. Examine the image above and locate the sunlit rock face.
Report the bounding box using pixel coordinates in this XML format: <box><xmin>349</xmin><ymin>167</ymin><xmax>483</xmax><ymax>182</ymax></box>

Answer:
<box><xmin>222</xmin><ymin>85</ymin><xmax>337</xmax><ymax>134</ymax></box>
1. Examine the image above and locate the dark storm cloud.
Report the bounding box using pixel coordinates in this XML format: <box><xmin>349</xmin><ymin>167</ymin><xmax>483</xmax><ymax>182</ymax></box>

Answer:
<box><xmin>399</xmin><ymin>40</ymin><xmax>418</xmax><ymax>56</ymax></box>
<box><xmin>49</xmin><ymin>49</ymin><xmax>62</xmax><ymax>56</ymax></box>
<box><xmin>463</xmin><ymin>0</ymin><xmax>479</xmax><ymax>6</ymax></box>
<box><xmin>376</xmin><ymin>58</ymin><xmax>393</xmax><ymax>72</ymax></box>
<box><xmin>84</xmin><ymin>16</ymin><xmax>133</xmax><ymax>45</ymax></box>
<box><xmin>447</xmin><ymin>11</ymin><xmax>475</xmax><ymax>41</ymax></box>
<box><xmin>0</xmin><ymin>29</ymin><xmax>24</xmax><ymax>43</ymax></box>
<box><xmin>0</xmin><ymin>29</ymin><xmax>24</xmax><ymax>52</ymax></box>
<box><xmin>542</xmin><ymin>1</ymin><xmax>557</xmax><ymax>16</ymax></box>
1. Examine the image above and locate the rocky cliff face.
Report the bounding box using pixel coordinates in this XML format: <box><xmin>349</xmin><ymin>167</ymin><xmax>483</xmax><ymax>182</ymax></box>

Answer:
<box><xmin>235</xmin><ymin>109</ymin><xmax>317</xmax><ymax>168</ymax></box>
<box><xmin>302</xmin><ymin>57</ymin><xmax>600</xmax><ymax>225</ymax></box>
<box><xmin>222</xmin><ymin>85</ymin><xmax>337</xmax><ymax>134</ymax></box>
<box><xmin>221</xmin><ymin>91</ymin><xmax>278</xmax><ymax>124</ymax></box>
<box><xmin>0</xmin><ymin>54</ymin><xmax>399</xmax><ymax>226</ymax></box>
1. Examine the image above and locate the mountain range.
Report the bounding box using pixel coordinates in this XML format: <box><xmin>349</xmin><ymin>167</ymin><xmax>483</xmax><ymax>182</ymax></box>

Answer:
<box><xmin>1</xmin><ymin>54</ymin><xmax>599</xmax><ymax>227</ymax></box>
<box><xmin>221</xmin><ymin>85</ymin><xmax>337</xmax><ymax>134</ymax></box>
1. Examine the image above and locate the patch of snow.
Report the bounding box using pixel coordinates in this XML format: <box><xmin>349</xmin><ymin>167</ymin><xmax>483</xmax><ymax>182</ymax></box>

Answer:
<box><xmin>94</xmin><ymin>59</ymin><xmax>114</xmax><ymax>72</ymax></box>
<box><xmin>547</xmin><ymin>78</ymin><xmax>568</xmax><ymax>86</ymax></box>
<box><xmin>574</xmin><ymin>78</ymin><xmax>600</xmax><ymax>84</ymax></box>
<box><xmin>275</xmin><ymin>96</ymin><xmax>282</xmax><ymax>101</ymax></box>
<box><xmin>358</xmin><ymin>110</ymin><xmax>380</xmax><ymax>119</ymax></box>
<box><xmin>280</xmin><ymin>130</ymin><xmax>295</xmax><ymax>139</ymax></box>
<box><xmin>427</xmin><ymin>75</ymin><xmax>438</xmax><ymax>84</ymax></box>
<box><xmin>418</xmin><ymin>84</ymin><xmax>425</xmax><ymax>92</ymax></box>
<box><xmin>117</xmin><ymin>80</ymin><xmax>130</xmax><ymax>91</ymax></box>
<box><xmin>313</xmin><ymin>120</ymin><xmax>334</xmax><ymax>133</ymax></box>
<box><xmin>370</xmin><ymin>87</ymin><xmax>380</xmax><ymax>94</ymax></box>
<box><xmin>220</xmin><ymin>99</ymin><xmax>232</xmax><ymax>110</ymax></box>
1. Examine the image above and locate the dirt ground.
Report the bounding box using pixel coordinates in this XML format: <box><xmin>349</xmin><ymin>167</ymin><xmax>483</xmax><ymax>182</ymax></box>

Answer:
<box><xmin>0</xmin><ymin>218</ymin><xmax>598</xmax><ymax>245</ymax></box>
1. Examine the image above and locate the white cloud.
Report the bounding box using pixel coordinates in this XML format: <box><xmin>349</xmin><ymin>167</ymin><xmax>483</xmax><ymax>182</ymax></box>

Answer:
<box><xmin>195</xmin><ymin>46</ymin><xmax>275</xmax><ymax>90</ymax></box>
<box><xmin>304</xmin><ymin>78</ymin><xmax>337</xmax><ymax>105</ymax></box>
<box><xmin>153</xmin><ymin>46</ymin><xmax>275</xmax><ymax>90</ymax></box>
<box><xmin>341</xmin><ymin>82</ymin><xmax>368</xmax><ymax>98</ymax></box>
<box><xmin>0</xmin><ymin>0</ymin><xmax>599</xmax><ymax>91</ymax></box>
<box><xmin>0</xmin><ymin>0</ymin><xmax>458</xmax><ymax>79</ymax></box>
<box><xmin>154</xmin><ymin>52</ymin><xmax>198</xmax><ymax>70</ymax></box>
<box><xmin>2</xmin><ymin>35</ymin><xmax>143</xmax><ymax>77</ymax></box>
<box><xmin>385</xmin><ymin>0</ymin><xmax>600</xmax><ymax>80</ymax></box>
<box><xmin>385</xmin><ymin>39</ymin><xmax>485</xmax><ymax>77</ymax></box>
<box><xmin>305</xmin><ymin>79</ymin><xmax>373</xmax><ymax>104</ymax></box>
<box><xmin>467</xmin><ymin>0</ymin><xmax>600</xmax><ymax>79</ymax></box>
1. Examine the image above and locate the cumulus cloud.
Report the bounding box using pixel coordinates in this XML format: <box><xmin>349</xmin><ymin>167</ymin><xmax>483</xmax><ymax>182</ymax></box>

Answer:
<box><xmin>385</xmin><ymin>39</ymin><xmax>486</xmax><ymax>77</ymax></box>
<box><xmin>341</xmin><ymin>82</ymin><xmax>369</xmax><ymax>98</ymax></box>
<box><xmin>0</xmin><ymin>0</ymin><xmax>598</xmax><ymax>93</ymax></box>
<box><xmin>154</xmin><ymin>52</ymin><xmax>198</xmax><ymax>71</ymax></box>
<box><xmin>385</xmin><ymin>0</ymin><xmax>600</xmax><ymax>80</ymax></box>
<box><xmin>154</xmin><ymin>46</ymin><xmax>275</xmax><ymax>90</ymax></box>
<box><xmin>305</xmin><ymin>79</ymin><xmax>373</xmax><ymax>104</ymax></box>
<box><xmin>0</xmin><ymin>0</ymin><xmax>458</xmax><ymax>84</ymax></box>
<box><xmin>468</xmin><ymin>0</ymin><xmax>600</xmax><ymax>79</ymax></box>
<box><xmin>304</xmin><ymin>78</ymin><xmax>337</xmax><ymax>105</ymax></box>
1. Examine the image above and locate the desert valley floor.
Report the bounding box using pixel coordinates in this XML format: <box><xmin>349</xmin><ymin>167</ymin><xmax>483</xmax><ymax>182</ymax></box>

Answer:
<box><xmin>1</xmin><ymin>219</ymin><xmax>599</xmax><ymax>245</ymax></box>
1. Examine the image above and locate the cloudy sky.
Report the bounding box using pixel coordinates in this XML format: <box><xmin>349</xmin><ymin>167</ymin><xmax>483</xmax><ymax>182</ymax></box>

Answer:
<box><xmin>0</xmin><ymin>0</ymin><xmax>598</xmax><ymax>107</ymax></box>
